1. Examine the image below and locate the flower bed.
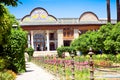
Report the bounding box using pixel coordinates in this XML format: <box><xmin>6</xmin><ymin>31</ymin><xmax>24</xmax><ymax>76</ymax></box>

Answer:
<box><xmin>94</xmin><ymin>60</ymin><xmax>113</xmax><ymax>67</ymax></box>
<box><xmin>32</xmin><ymin>57</ymin><xmax>90</xmax><ymax>80</ymax></box>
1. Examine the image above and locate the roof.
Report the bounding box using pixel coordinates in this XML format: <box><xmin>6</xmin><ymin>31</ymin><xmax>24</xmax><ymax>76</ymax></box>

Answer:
<box><xmin>19</xmin><ymin>18</ymin><xmax>117</xmax><ymax>26</ymax></box>
<box><xmin>19</xmin><ymin>7</ymin><xmax>117</xmax><ymax>26</ymax></box>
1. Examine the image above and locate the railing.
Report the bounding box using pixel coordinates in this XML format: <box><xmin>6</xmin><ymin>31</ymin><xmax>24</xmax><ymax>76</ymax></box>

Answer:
<box><xmin>31</xmin><ymin>55</ymin><xmax>90</xmax><ymax>80</ymax></box>
<box><xmin>31</xmin><ymin>50</ymin><xmax>120</xmax><ymax>80</ymax></box>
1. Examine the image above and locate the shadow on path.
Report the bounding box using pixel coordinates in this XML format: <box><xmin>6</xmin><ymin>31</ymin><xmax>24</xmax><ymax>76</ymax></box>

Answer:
<box><xmin>16</xmin><ymin>62</ymin><xmax>59</xmax><ymax>80</ymax></box>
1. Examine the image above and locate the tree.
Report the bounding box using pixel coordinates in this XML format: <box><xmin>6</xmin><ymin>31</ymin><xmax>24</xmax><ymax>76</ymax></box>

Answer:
<box><xmin>0</xmin><ymin>4</ymin><xmax>27</xmax><ymax>73</ymax></box>
<box><xmin>71</xmin><ymin>31</ymin><xmax>92</xmax><ymax>54</ymax></box>
<box><xmin>0</xmin><ymin>0</ymin><xmax>22</xmax><ymax>7</ymax></box>
<box><xmin>104</xmin><ymin>22</ymin><xmax>120</xmax><ymax>53</ymax></box>
<box><xmin>106</xmin><ymin>0</ymin><xmax>111</xmax><ymax>22</ymax></box>
<box><xmin>116</xmin><ymin>0</ymin><xmax>120</xmax><ymax>22</ymax></box>
<box><xmin>71</xmin><ymin>22</ymin><xmax>120</xmax><ymax>54</ymax></box>
<box><xmin>0</xmin><ymin>4</ymin><xmax>17</xmax><ymax>53</ymax></box>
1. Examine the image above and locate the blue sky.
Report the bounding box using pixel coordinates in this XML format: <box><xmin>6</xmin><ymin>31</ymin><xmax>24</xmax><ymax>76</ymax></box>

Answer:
<box><xmin>8</xmin><ymin>0</ymin><xmax>116</xmax><ymax>19</ymax></box>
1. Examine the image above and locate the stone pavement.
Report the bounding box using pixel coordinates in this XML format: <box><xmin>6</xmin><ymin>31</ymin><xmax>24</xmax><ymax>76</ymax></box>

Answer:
<box><xmin>16</xmin><ymin>62</ymin><xmax>59</xmax><ymax>80</ymax></box>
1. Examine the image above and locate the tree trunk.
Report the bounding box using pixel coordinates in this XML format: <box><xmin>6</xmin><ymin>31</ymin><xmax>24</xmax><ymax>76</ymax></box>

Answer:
<box><xmin>117</xmin><ymin>0</ymin><xmax>120</xmax><ymax>22</ymax></box>
<box><xmin>106</xmin><ymin>0</ymin><xmax>111</xmax><ymax>23</ymax></box>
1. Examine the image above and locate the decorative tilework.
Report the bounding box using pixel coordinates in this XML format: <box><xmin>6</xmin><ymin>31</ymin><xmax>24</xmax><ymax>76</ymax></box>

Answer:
<box><xmin>22</xmin><ymin>8</ymin><xmax>57</xmax><ymax>22</ymax></box>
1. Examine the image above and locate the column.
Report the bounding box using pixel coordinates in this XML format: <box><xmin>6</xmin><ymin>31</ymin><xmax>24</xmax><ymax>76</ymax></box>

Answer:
<box><xmin>57</xmin><ymin>29</ymin><xmax>63</xmax><ymax>47</ymax></box>
<box><xmin>28</xmin><ymin>33</ymin><xmax>30</xmax><ymax>47</ymax></box>
<box><xmin>74</xmin><ymin>29</ymin><xmax>79</xmax><ymax>39</ymax></box>
<box><xmin>46</xmin><ymin>30</ymin><xmax>50</xmax><ymax>51</ymax></box>
<box><xmin>30</xmin><ymin>31</ymin><xmax>34</xmax><ymax>49</ymax></box>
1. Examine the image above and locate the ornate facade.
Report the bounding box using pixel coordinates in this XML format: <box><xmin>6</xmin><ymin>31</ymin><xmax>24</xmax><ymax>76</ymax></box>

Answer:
<box><xmin>20</xmin><ymin>7</ymin><xmax>116</xmax><ymax>54</ymax></box>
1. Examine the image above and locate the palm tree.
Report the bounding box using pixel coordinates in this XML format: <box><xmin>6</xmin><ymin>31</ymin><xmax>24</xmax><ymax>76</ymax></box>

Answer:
<box><xmin>116</xmin><ymin>0</ymin><xmax>120</xmax><ymax>22</ymax></box>
<box><xmin>106</xmin><ymin>0</ymin><xmax>111</xmax><ymax>23</ymax></box>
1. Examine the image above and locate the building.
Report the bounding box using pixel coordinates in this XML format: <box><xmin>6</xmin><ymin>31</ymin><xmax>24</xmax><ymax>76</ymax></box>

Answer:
<box><xmin>20</xmin><ymin>7</ymin><xmax>116</xmax><ymax>56</ymax></box>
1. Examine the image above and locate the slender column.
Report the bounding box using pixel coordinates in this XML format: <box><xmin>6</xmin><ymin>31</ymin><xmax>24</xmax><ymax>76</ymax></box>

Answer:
<box><xmin>74</xmin><ymin>29</ymin><xmax>79</xmax><ymax>39</ymax></box>
<box><xmin>31</xmin><ymin>31</ymin><xmax>34</xmax><ymax>49</ymax></box>
<box><xmin>57</xmin><ymin>29</ymin><xmax>63</xmax><ymax>47</ymax></box>
<box><xmin>46</xmin><ymin>30</ymin><xmax>50</xmax><ymax>51</ymax></box>
<box><xmin>28</xmin><ymin>33</ymin><xmax>30</xmax><ymax>47</ymax></box>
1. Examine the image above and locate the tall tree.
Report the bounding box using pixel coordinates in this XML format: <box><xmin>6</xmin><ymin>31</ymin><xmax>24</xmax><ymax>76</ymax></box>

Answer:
<box><xmin>0</xmin><ymin>0</ymin><xmax>22</xmax><ymax>7</ymax></box>
<box><xmin>106</xmin><ymin>0</ymin><xmax>111</xmax><ymax>23</ymax></box>
<box><xmin>116</xmin><ymin>0</ymin><xmax>120</xmax><ymax>22</ymax></box>
<box><xmin>0</xmin><ymin>4</ymin><xmax>15</xmax><ymax>53</ymax></box>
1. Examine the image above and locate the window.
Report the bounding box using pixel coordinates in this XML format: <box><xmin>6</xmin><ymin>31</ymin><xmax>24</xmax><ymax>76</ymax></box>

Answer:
<box><xmin>50</xmin><ymin>33</ymin><xmax>54</xmax><ymax>40</ymax></box>
<box><xmin>63</xmin><ymin>28</ymin><xmax>73</xmax><ymax>37</ymax></box>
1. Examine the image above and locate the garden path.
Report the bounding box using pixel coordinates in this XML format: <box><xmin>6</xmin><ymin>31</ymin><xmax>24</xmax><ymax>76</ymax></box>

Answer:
<box><xmin>95</xmin><ymin>68</ymin><xmax>120</xmax><ymax>80</ymax></box>
<box><xmin>16</xmin><ymin>62</ymin><xmax>59</xmax><ymax>80</ymax></box>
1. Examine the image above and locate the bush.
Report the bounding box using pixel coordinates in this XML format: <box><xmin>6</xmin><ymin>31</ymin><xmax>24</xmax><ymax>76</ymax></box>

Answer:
<box><xmin>57</xmin><ymin>46</ymin><xmax>76</xmax><ymax>58</ymax></box>
<box><xmin>0</xmin><ymin>58</ymin><xmax>9</xmax><ymax>71</ymax></box>
<box><xmin>116</xmin><ymin>53</ymin><xmax>120</xmax><ymax>62</ymax></box>
<box><xmin>0</xmin><ymin>70</ymin><xmax>16</xmax><ymax>80</ymax></box>
<box><xmin>25</xmin><ymin>46</ymin><xmax>34</xmax><ymax>56</ymax></box>
<box><xmin>25</xmin><ymin>46</ymin><xmax>34</xmax><ymax>61</ymax></box>
<box><xmin>3</xmin><ymin>28</ymin><xmax>27</xmax><ymax>73</ymax></box>
<box><xmin>0</xmin><ymin>58</ymin><xmax>6</xmax><ymax>71</ymax></box>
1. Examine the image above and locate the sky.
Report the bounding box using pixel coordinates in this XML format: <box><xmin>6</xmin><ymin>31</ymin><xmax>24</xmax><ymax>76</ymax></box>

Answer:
<box><xmin>8</xmin><ymin>0</ymin><xmax>117</xmax><ymax>19</ymax></box>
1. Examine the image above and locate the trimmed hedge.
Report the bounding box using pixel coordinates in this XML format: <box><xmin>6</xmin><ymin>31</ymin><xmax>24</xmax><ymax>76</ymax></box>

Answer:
<box><xmin>57</xmin><ymin>46</ymin><xmax>76</xmax><ymax>58</ymax></box>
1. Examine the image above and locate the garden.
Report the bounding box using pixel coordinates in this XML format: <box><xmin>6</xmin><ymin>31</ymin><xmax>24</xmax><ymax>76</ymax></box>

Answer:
<box><xmin>1</xmin><ymin>0</ymin><xmax>120</xmax><ymax>80</ymax></box>
<box><xmin>31</xmin><ymin>53</ymin><xmax>120</xmax><ymax>80</ymax></box>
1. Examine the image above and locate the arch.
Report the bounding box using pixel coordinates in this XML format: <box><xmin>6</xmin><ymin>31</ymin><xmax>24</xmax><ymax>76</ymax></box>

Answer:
<box><xmin>21</xmin><ymin>7</ymin><xmax>57</xmax><ymax>22</ymax></box>
<box><xmin>79</xmin><ymin>11</ymin><xmax>99</xmax><ymax>21</ymax></box>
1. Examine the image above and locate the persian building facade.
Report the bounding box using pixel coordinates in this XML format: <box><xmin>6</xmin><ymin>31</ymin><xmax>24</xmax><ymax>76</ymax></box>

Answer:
<box><xmin>19</xmin><ymin>7</ymin><xmax>116</xmax><ymax>55</ymax></box>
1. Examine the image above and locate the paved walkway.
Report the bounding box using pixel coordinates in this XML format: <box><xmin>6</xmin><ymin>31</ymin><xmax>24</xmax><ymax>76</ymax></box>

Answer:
<box><xmin>16</xmin><ymin>62</ymin><xmax>58</xmax><ymax>80</ymax></box>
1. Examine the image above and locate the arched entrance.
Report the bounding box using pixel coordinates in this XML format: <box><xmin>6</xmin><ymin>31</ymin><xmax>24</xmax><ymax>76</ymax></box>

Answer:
<box><xmin>33</xmin><ymin>33</ymin><xmax>45</xmax><ymax>51</ymax></box>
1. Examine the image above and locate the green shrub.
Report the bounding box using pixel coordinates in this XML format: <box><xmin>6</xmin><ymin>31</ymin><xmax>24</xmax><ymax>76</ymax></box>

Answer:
<box><xmin>101</xmin><ymin>54</ymin><xmax>107</xmax><ymax>60</ymax></box>
<box><xmin>3</xmin><ymin>28</ymin><xmax>27</xmax><ymax>73</ymax></box>
<box><xmin>107</xmin><ymin>54</ymin><xmax>116</xmax><ymax>62</ymax></box>
<box><xmin>0</xmin><ymin>70</ymin><xmax>16</xmax><ymax>80</ymax></box>
<box><xmin>0</xmin><ymin>58</ymin><xmax>6</xmax><ymax>71</ymax></box>
<box><xmin>0</xmin><ymin>58</ymin><xmax>9</xmax><ymax>71</ymax></box>
<box><xmin>25</xmin><ymin>46</ymin><xmax>34</xmax><ymax>61</ymax></box>
<box><xmin>116</xmin><ymin>53</ymin><xmax>120</xmax><ymax>62</ymax></box>
<box><xmin>57</xmin><ymin>46</ymin><xmax>75</xmax><ymax>58</ymax></box>
<box><xmin>25</xmin><ymin>46</ymin><xmax>34</xmax><ymax>56</ymax></box>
